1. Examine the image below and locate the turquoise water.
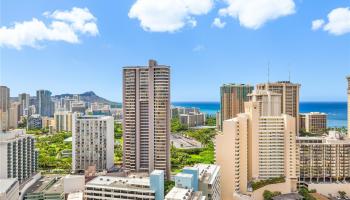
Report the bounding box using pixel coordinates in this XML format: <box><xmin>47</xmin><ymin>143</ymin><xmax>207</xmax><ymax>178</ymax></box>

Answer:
<box><xmin>172</xmin><ymin>102</ymin><xmax>347</xmax><ymax>128</ymax></box>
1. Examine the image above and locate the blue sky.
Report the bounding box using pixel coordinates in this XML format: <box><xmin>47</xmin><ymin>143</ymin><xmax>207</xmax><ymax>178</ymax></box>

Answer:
<box><xmin>1</xmin><ymin>0</ymin><xmax>350</xmax><ymax>102</ymax></box>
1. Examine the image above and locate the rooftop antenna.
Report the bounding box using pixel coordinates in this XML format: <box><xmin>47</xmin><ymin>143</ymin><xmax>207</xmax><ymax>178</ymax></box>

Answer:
<box><xmin>288</xmin><ymin>70</ymin><xmax>291</xmax><ymax>82</ymax></box>
<box><xmin>267</xmin><ymin>61</ymin><xmax>270</xmax><ymax>83</ymax></box>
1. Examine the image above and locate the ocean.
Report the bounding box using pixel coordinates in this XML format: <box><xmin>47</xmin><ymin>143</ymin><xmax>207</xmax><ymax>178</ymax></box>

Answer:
<box><xmin>172</xmin><ymin>102</ymin><xmax>347</xmax><ymax>128</ymax></box>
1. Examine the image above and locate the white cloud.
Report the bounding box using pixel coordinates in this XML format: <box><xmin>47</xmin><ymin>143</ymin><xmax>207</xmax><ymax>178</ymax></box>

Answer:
<box><xmin>311</xmin><ymin>19</ymin><xmax>325</xmax><ymax>30</ymax></box>
<box><xmin>128</xmin><ymin>0</ymin><xmax>214</xmax><ymax>32</ymax></box>
<box><xmin>219</xmin><ymin>0</ymin><xmax>295</xmax><ymax>29</ymax></box>
<box><xmin>193</xmin><ymin>45</ymin><xmax>205</xmax><ymax>52</ymax></box>
<box><xmin>320</xmin><ymin>7</ymin><xmax>350</xmax><ymax>36</ymax></box>
<box><xmin>212</xmin><ymin>18</ymin><xmax>226</xmax><ymax>28</ymax></box>
<box><xmin>0</xmin><ymin>7</ymin><xmax>98</xmax><ymax>49</ymax></box>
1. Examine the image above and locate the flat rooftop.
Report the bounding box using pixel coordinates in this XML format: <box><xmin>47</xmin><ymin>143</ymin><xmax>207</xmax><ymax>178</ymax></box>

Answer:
<box><xmin>165</xmin><ymin>188</ymin><xmax>203</xmax><ymax>200</ymax></box>
<box><xmin>26</xmin><ymin>175</ymin><xmax>63</xmax><ymax>194</ymax></box>
<box><xmin>193</xmin><ymin>164</ymin><xmax>220</xmax><ymax>185</ymax></box>
<box><xmin>0</xmin><ymin>178</ymin><xmax>18</xmax><ymax>193</ymax></box>
<box><xmin>86</xmin><ymin>175</ymin><xmax>151</xmax><ymax>190</ymax></box>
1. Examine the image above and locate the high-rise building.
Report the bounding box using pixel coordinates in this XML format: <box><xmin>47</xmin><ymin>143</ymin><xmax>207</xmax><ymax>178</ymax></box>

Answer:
<box><xmin>0</xmin><ymin>86</ymin><xmax>10</xmax><ymax>131</ymax></box>
<box><xmin>84</xmin><ymin>170</ymin><xmax>164</xmax><ymax>200</ymax></box>
<box><xmin>36</xmin><ymin>90</ymin><xmax>54</xmax><ymax>117</ymax></box>
<box><xmin>27</xmin><ymin>114</ymin><xmax>43</xmax><ymax>130</ymax></box>
<box><xmin>72</xmin><ymin>115</ymin><xmax>114</xmax><ymax>172</ymax></box>
<box><xmin>297</xmin><ymin>132</ymin><xmax>350</xmax><ymax>183</ymax></box>
<box><xmin>54</xmin><ymin>111</ymin><xmax>72</xmax><ymax>132</ymax></box>
<box><xmin>18</xmin><ymin>93</ymin><xmax>30</xmax><ymax>116</ymax></box>
<box><xmin>9</xmin><ymin>102</ymin><xmax>20</xmax><ymax>129</ymax></box>
<box><xmin>299</xmin><ymin>112</ymin><xmax>327</xmax><ymax>134</ymax></box>
<box><xmin>216</xmin><ymin>90</ymin><xmax>298</xmax><ymax>199</ymax></box>
<box><xmin>219</xmin><ymin>84</ymin><xmax>254</xmax><ymax>130</ymax></box>
<box><xmin>0</xmin><ymin>129</ymin><xmax>38</xmax><ymax>184</ymax></box>
<box><xmin>347</xmin><ymin>76</ymin><xmax>350</xmax><ymax>138</ymax></box>
<box><xmin>256</xmin><ymin>81</ymin><xmax>300</xmax><ymax>133</ymax></box>
<box><xmin>123</xmin><ymin>60</ymin><xmax>171</xmax><ymax>178</ymax></box>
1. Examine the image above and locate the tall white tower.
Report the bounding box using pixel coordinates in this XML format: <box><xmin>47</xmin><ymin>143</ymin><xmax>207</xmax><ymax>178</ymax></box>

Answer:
<box><xmin>347</xmin><ymin>76</ymin><xmax>350</xmax><ymax>138</ymax></box>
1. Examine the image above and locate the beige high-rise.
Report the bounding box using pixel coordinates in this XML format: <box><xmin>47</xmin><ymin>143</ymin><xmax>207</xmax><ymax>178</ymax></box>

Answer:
<box><xmin>216</xmin><ymin>90</ymin><xmax>297</xmax><ymax>199</ymax></box>
<box><xmin>299</xmin><ymin>112</ymin><xmax>327</xmax><ymax>134</ymax></box>
<box><xmin>347</xmin><ymin>76</ymin><xmax>350</xmax><ymax>138</ymax></box>
<box><xmin>0</xmin><ymin>86</ymin><xmax>10</xmax><ymax>131</ymax></box>
<box><xmin>219</xmin><ymin>84</ymin><xmax>254</xmax><ymax>130</ymax></box>
<box><xmin>123</xmin><ymin>60</ymin><xmax>171</xmax><ymax>178</ymax></box>
<box><xmin>256</xmin><ymin>81</ymin><xmax>300</xmax><ymax>133</ymax></box>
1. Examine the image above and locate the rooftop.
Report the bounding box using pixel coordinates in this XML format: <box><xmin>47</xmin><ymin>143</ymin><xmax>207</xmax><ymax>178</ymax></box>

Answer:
<box><xmin>193</xmin><ymin>164</ymin><xmax>220</xmax><ymax>185</ymax></box>
<box><xmin>165</xmin><ymin>188</ymin><xmax>204</xmax><ymax>200</ymax></box>
<box><xmin>26</xmin><ymin>176</ymin><xmax>63</xmax><ymax>194</ymax></box>
<box><xmin>297</xmin><ymin>131</ymin><xmax>350</xmax><ymax>144</ymax></box>
<box><xmin>272</xmin><ymin>193</ymin><xmax>303</xmax><ymax>200</ymax></box>
<box><xmin>0</xmin><ymin>178</ymin><xmax>18</xmax><ymax>193</ymax></box>
<box><xmin>86</xmin><ymin>175</ymin><xmax>151</xmax><ymax>190</ymax></box>
<box><xmin>0</xmin><ymin>129</ymin><xmax>32</xmax><ymax>142</ymax></box>
<box><xmin>67</xmin><ymin>192</ymin><xmax>84</xmax><ymax>200</ymax></box>
<box><xmin>76</xmin><ymin>115</ymin><xmax>112</xmax><ymax>120</ymax></box>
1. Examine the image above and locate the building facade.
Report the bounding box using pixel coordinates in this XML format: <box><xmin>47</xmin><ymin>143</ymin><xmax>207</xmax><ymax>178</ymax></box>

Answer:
<box><xmin>72</xmin><ymin>115</ymin><xmax>114</xmax><ymax>172</ymax></box>
<box><xmin>84</xmin><ymin>170</ymin><xmax>164</xmax><ymax>200</ymax></box>
<box><xmin>9</xmin><ymin>102</ymin><xmax>20</xmax><ymax>129</ymax></box>
<box><xmin>123</xmin><ymin>60</ymin><xmax>171</xmax><ymax>178</ymax></box>
<box><xmin>24</xmin><ymin>176</ymin><xmax>64</xmax><ymax>200</ymax></box>
<box><xmin>299</xmin><ymin>112</ymin><xmax>327</xmax><ymax>134</ymax></box>
<box><xmin>0</xmin><ymin>86</ymin><xmax>10</xmax><ymax>131</ymax></box>
<box><xmin>297</xmin><ymin>133</ymin><xmax>350</xmax><ymax>183</ymax></box>
<box><xmin>347</xmin><ymin>76</ymin><xmax>350</xmax><ymax>138</ymax></box>
<box><xmin>219</xmin><ymin>84</ymin><xmax>254</xmax><ymax>130</ymax></box>
<box><xmin>0</xmin><ymin>129</ymin><xmax>38</xmax><ymax>183</ymax></box>
<box><xmin>18</xmin><ymin>93</ymin><xmax>30</xmax><ymax>117</ymax></box>
<box><xmin>0</xmin><ymin>178</ymin><xmax>19</xmax><ymax>200</ymax></box>
<box><xmin>215</xmin><ymin>90</ymin><xmax>298</xmax><ymax>199</ymax></box>
<box><xmin>36</xmin><ymin>90</ymin><xmax>54</xmax><ymax>117</ymax></box>
<box><xmin>256</xmin><ymin>81</ymin><xmax>300</xmax><ymax>133</ymax></box>
<box><xmin>27</xmin><ymin>114</ymin><xmax>43</xmax><ymax>130</ymax></box>
<box><xmin>54</xmin><ymin>111</ymin><xmax>72</xmax><ymax>132</ymax></box>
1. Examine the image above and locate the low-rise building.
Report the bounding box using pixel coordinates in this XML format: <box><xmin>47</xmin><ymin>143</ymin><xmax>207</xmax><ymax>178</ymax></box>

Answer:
<box><xmin>173</xmin><ymin>164</ymin><xmax>221</xmax><ymax>200</ymax></box>
<box><xmin>165</xmin><ymin>188</ymin><xmax>206</xmax><ymax>200</ymax></box>
<box><xmin>24</xmin><ymin>176</ymin><xmax>64</xmax><ymax>200</ymax></box>
<box><xmin>179</xmin><ymin>113</ymin><xmax>206</xmax><ymax>128</ymax></box>
<box><xmin>63</xmin><ymin>175</ymin><xmax>85</xmax><ymax>194</ymax></box>
<box><xmin>84</xmin><ymin>170</ymin><xmax>164</xmax><ymax>200</ymax></box>
<box><xmin>172</xmin><ymin>106</ymin><xmax>206</xmax><ymax>128</ymax></box>
<box><xmin>0</xmin><ymin>178</ymin><xmax>19</xmax><ymax>200</ymax></box>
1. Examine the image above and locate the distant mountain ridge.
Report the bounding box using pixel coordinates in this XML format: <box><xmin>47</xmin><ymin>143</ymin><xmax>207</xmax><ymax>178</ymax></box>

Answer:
<box><xmin>11</xmin><ymin>91</ymin><xmax>121</xmax><ymax>108</ymax></box>
<box><xmin>53</xmin><ymin>91</ymin><xmax>121</xmax><ymax>108</ymax></box>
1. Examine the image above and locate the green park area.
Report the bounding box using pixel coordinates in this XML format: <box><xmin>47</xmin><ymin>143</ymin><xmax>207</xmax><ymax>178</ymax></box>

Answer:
<box><xmin>29</xmin><ymin>117</ymin><xmax>216</xmax><ymax>175</ymax></box>
<box><xmin>170</xmin><ymin>118</ymin><xmax>216</xmax><ymax>173</ymax></box>
<box><xmin>33</xmin><ymin>131</ymin><xmax>72</xmax><ymax>174</ymax></box>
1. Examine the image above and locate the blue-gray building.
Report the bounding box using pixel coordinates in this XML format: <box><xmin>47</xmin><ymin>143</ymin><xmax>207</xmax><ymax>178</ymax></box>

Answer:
<box><xmin>36</xmin><ymin>90</ymin><xmax>54</xmax><ymax>117</ymax></box>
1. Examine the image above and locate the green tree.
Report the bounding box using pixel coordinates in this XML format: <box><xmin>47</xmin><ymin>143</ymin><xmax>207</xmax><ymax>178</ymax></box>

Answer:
<box><xmin>338</xmin><ymin>191</ymin><xmax>347</xmax><ymax>199</ymax></box>
<box><xmin>205</xmin><ymin>116</ymin><xmax>216</xmax><ymax>126</ymax></box>
<box><xmin>171</xmin><ymin>118</ymin><xmax>186</xmax><ymax>132</ymax></box>
<box><xmin>263</xmin><ymin>190</ymin><xmax>281</xmax><ymax>200</ymax></box>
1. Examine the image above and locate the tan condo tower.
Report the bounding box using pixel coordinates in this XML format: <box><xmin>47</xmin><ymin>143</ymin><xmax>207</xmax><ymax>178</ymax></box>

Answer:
<box><xmin>347</xmin><ymin>76</ymin><xmax>350</xmax><ymax>138</ymax></box>
<box><xmin>123</xmin><ymin>60</ymin><xmax>171</xmax><ymax>178</ymax></box>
